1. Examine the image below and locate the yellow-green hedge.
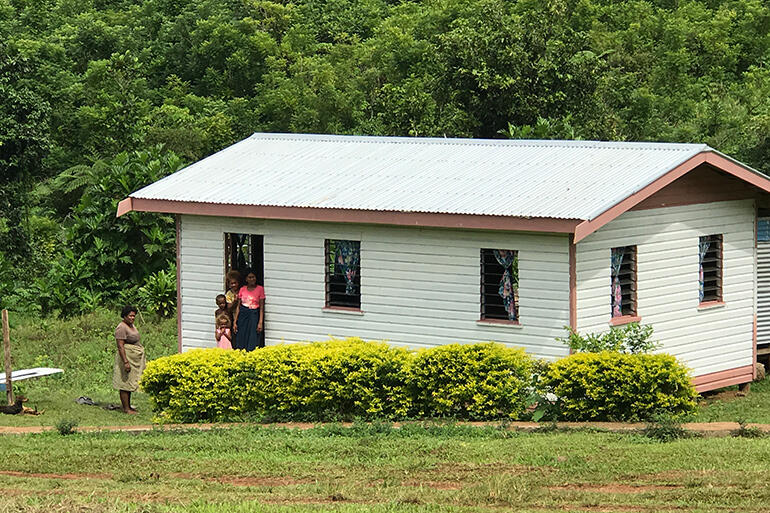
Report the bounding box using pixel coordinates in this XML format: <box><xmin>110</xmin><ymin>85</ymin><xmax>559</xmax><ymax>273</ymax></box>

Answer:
<box><xmin>233</xmin><ymin>339</ymin><xmax>413</xmax><ymax>420</ymax></box>
<box><xmin>141</xmin><ymin>339</ymin><xmax>533</xmax><ymax>422</ymax></box>
<box><xmin>140</xmin><ymin>348</ymin><xmax>244</xmax><ymax>422</ymax></box>
<box><xmin>542</xmin><ymin>351</ymin><xmax>697</xmax><ymax>421</ymax></box>
<box><xmin>408</xmin><ymin>343</ymin><xmax>533</xmax><ymax>420</ymax></box>
<box><xmin>142</xmin><ymin>339</ymin><xmax>698</xmax><ymax>423</ymax></box>
<box><xmin>142</xmin><ymin>338</ymin><xmax>413</xmax><ymax>422</ymax></box>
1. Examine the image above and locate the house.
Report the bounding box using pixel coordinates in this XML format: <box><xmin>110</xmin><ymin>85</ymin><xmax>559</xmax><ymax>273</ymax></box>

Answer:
<box><xmin>118</xmin><ymin>133</ymin><xmax>770</xmax><ymax>393</ymax></box>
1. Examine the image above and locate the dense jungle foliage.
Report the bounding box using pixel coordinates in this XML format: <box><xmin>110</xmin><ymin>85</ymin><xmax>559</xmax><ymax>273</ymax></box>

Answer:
<box><xmin>1</xmin><ymin>0</ymin><xmax>769</xmax><ymax>316</ymax></box>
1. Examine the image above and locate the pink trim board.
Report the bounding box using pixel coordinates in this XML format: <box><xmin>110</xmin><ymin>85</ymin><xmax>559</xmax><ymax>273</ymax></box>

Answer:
<box><xmin>119</xmin><ymin>198</ymin><xmax>581</xmax><ymax>233</ymax></box>
<box><xmin>693</xmin><ymin>365</ymin><xmax>754</xmax><ymax>393</ymax></box>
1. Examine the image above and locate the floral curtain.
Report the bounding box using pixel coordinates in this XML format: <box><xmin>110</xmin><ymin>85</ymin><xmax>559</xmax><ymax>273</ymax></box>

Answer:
<box><xmin>698</xmin><ymin>238</ymin><xmax>711</xmax><ymax>302</ymax></box>
<box><xmin>335</xmin><ymin>241</ymin><xmax>360</xmax><ymax>295</ymax></box>
<box><xmin>493</xmin><ymin>250</ymin><xmax>517</xmax><ymax>321</ymax></box>
<box><xmin>610</xmin><ymin>248</ymin><xmax>624</xmax><ymax>317</ymax></box>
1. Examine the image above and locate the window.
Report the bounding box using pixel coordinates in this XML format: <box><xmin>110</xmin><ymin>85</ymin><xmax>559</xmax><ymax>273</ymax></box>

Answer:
<box><xmin>610</xmin><ymin>246</ymin><xmax>637</xmax><ymax>318</ymax></box>
<box><xmin>699</xmin><ymin>235</ymin><xmax>722</xmax><ymax>303</ymax></box>
<box><xmin>480</xmin><ymin>249</ymin><xmax>519</xmax><ymax>322</ymax></box>
<box><xmin>758</xmin><ymin>209</ymin><xmax>770</xmax><ymax>242</ymax></box>
<box><xmin>225</xmin><ymin>233</ymin><xmax>263</xmax><ymax>286</ymax></box>
<box><xmin>325</xmin><ymin>240</ymin><xmax>361</xmax><ymax>309</ymax></box>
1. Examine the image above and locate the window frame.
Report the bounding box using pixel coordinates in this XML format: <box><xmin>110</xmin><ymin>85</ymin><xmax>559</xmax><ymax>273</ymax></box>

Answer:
<box><xmin>480</xmin><ymin>248</ymin><xmax>520</xmax><ymax>323</ymax></box>
<box><xmin>699</xmin><ymin>234</ymin><xmax>723</xmax><ymax>305</ymax></box>
<box><xmin>610</xmin><ymin>245</ymin><xmax>638</xmax><ymax>323</ymax></box>
<box><xmin>324</xmin><ymin>239</ymin><xmax>361</xmax><ymax>310</ymax></box>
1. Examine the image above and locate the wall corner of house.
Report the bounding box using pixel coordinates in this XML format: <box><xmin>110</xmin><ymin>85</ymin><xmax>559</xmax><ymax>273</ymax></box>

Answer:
<box><xmin>176</xmin><ymin>215</ymin><xmax>182</xmax><ymax>354</ymax></box>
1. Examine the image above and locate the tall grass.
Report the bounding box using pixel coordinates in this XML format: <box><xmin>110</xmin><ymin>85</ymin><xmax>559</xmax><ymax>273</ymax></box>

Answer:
<box><xmin>0</xmin><ymin>309</ymin><xmax>176</xmax><ymax>426</ymax></box>
<box><xmin>7</xmin><ymin>309</ymin><xmax>176</xmax><ymax>392</ymax></box>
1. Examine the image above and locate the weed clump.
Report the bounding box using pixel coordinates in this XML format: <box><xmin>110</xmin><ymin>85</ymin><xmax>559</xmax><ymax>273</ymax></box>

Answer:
<box><xmin>55</xmin><ymin>418</ymin><xmax>78</xmax><ymax>436</ymax></box>
<box><xmin>734</xmin><ymin>419</ymin><xmax>765</xmax><ymax>438</ymax></box>
<box><xmin>642</xmin><ymin>413</ymin><xmax>694</xmax><ymax>442</ymax></box>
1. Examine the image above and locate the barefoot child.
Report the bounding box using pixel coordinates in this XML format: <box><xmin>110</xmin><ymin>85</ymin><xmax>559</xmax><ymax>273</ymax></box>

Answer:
<box><xmin>215</xmin><ymin>314</ymin><xmax>233</xmax><ymax>349</ymax></box>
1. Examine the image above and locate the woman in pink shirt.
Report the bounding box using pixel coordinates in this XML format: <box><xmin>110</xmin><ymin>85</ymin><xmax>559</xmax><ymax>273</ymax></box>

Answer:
<box><xmin>233</xmin><ymin>269</ymin><xmax>265</xmax><ymax>350</ymax></box>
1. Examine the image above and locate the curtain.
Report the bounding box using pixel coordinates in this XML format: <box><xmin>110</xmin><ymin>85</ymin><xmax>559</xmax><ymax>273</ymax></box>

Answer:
<box><xmin>610</xmin><ymin>248</ymin><xmax>624</xmax><ymax>317</ymax></box>
<box><xmin>236</xmin><ymin>234</ymin><xmax>248</xmax><ymax>270</ymax></box>
<box><xmin>698</xmin><ymin>239</ymin><xmax>711</xmax><ymax>302</ymax></box>
<box><xmin>335</xmin><ymin>241</ymin><xmax>360</xmax><ymax>295</ymax></box>
<box><xmin>493</xmin><ymin>250</ymin><xmax>517</xmax><ymax>321</ymax></box>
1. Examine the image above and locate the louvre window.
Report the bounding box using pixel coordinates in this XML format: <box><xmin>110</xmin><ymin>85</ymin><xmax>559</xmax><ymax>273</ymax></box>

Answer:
<box><xmin>480</xmin><ymin>249</ymin><xmax>519</xmax><ymax>321</ymax></box>
<box><xmin>325</xmin><ymin>240</ymin><xmax>361</xmax><ymax>309</ymax></box>
<box><xmin>699</xmin><ymin>235</ymin><xmax>723</xmax><ymax>303</ymax></box>
<box><xmin>610</xmin><ymin>245</ymin><xmax>637</xmax><ymax>318</ymax></box>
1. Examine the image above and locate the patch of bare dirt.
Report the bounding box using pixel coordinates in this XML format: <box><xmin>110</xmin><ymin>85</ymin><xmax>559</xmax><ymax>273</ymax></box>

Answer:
<box><xmin>403</xmin><ymin>480</ymin><xmax>464</xmax><ymax>490</ymax></box>
<box><xmin>0</xmin><ymin>488</ymin><xmax>36</xmax><ymax>497</ymax></box>
<box><xmin>167</xmin><ymin>472</ymin><xmax>311</xmax><ymax>487</ymax></box>
<box><xmin>700</xmin><ymin>390</ymin><xmax>744</xmax><ymax>403</ymax></box>
<box><xmin>111</xmin><ymin>491</ymin><xmax>186</xmax><ymax>503</ymax></box>
<box><xmin>635</xmin><ymin>469</ymin><xmax>719</xmax><ymax>483</ymax></box>
<box><xmin>550</xmin><ymin>483</ymin><xmax>682</xmax><ymax>494</ymax></box>
<box><xmin>432</xmin><ymin>461</ymin><xmax>551</xmax><ymax>478</ymax></box>
<box><xmin>0</xmin><ymin>470</ymin><xmax>110</xmax><ymax>480</ymax></box>
<box><xmin>260</xmin><ymin>495</ymin><xmax>368</xmax><ymax>505</ymax></box>
<box><xmin>215</xmin><ymin>476</ymin><xmax>312</xmax><ymax>487</ymax></box>
<box><xmin>554</xmin><ymin>505</ymin><xmax>649</xmax><ymax>512</ymax></box>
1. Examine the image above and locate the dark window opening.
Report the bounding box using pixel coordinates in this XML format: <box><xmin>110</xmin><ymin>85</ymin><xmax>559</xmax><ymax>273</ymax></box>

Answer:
<box><xmin>480</xmin><ymin>249</ymin><xmax>519</xmax><ymax>321</ymax></box>
<box><xmin>325</xmin><ymin>239</ymin><xmax>361</xmax><ymax>309</ymax></box>
<box><xmin>611</xmin><ymin>245</ymin><xmax>637</xmax><ymax>317</ymax></box>
<box><xmin>699</xmin><ymin>234</ymin><xmax>723</xmax><ymax>303</ymax></box>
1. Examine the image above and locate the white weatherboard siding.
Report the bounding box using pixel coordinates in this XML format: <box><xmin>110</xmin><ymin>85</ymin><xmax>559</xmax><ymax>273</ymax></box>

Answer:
<box><xmin>179</xmin><ymin>215</ymin><xmax>571</xmax><ymax>358</ymax></box>
<box><xmin>758</xmin><ymin>242</ymin><xmax>770</xmax><ymax>344</ymax></box>
<box><xmin>576</xmin><ymin>200</ymin><xmax>756</xmax><ymax>377</ymax></box>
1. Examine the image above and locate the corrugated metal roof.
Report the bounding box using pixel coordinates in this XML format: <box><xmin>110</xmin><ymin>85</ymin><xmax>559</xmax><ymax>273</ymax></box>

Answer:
<box><xmin>131</xmin><ymin>133</ymin><xmax>715</xmax><ymax>220</ymax></box>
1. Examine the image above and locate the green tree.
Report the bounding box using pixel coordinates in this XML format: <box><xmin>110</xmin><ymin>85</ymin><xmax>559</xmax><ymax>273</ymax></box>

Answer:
<box><xmin>39</xmin><ymin>147</ymin><xmax>183</xmax><ymax>315</ymax></box>
<box><xmin>0</xmin><ymin>43</ymin><xmax>50</xmax><ymax>264</ymax></box>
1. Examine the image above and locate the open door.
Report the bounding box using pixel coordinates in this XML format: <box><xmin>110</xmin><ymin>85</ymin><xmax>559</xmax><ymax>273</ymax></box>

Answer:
<box><xmin>225</xmin><ymin>233</ymin><xmax>265</xmax><ymax>348</ymax></box>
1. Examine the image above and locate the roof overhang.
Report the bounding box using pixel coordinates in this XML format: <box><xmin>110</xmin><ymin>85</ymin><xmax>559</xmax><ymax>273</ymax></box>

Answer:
<box><xmin>117</xmin><ymin>149</ymin><xmax>770</xmax><ymax>241</ymax></box>
<box><xmin>117</xmin><ymin>197</ymin><xmax>580</xmax><ymax>233</ymax></box>
<box><xmin>573</xmin><ymin>151</ymin><xmax>770</xmax><ymax>242</ymax></box>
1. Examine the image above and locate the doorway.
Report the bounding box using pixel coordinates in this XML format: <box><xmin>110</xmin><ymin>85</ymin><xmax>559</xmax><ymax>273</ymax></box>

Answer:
<box><xmin>225</xmin><ymin>233</ymin><xmax>264</xmax><ymax>286</ymax></box>
<box><xmin>225</xmin><ymin>233</ymin><xmax>265</xmax><ymax>348</ymax></box>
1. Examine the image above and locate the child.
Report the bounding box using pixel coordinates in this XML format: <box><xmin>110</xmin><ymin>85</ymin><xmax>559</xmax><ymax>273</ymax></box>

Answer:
<box><xmin>215</xmin><ymin>294</ymin><xmax>229</xmax><ymax>320</ymax></box>
<box><xmin>224</xmin><ymin>270</ymin><xmax>241</xmax><ymax>315</ymax></box>
<box><xmin>215</xmin><ymin>314</ymin><xmax>233</xmax><ymax>349</ymax></box>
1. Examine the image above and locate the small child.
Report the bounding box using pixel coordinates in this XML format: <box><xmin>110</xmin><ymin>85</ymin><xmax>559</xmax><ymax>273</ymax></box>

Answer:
<box><xmin>225</xmin><ymin>271</ymin><xmax>241</xmax><ymax>314</ymax></box>
<box><xmin>215</xmin><ymin>314</ymin><xmax>233</xmax><ymax>350</ymax></box>
<box><xmin>215</xmin><ymin>294</ymin><xmax>229</xmax><ymax>320</ymax></box>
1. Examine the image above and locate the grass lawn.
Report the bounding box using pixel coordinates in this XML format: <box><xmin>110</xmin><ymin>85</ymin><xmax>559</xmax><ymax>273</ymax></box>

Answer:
<box><xmin>690</xmin><ymin>377</ymin><xmax>770</xmax><ymax>423</ymax></box>
<box><xmin>1</xmin><ymin>311</ymin><xmax>770</xmax><ymax>512</ymax></box>
<box><xmin>0</xmin><ymin>309</ymin><xmax>177</xmax><ymax>427</ymax></box>
<box><xmin>1</xmin><ymin>423</ymin><xmax>770</xmax><ymax>512</ymax></box>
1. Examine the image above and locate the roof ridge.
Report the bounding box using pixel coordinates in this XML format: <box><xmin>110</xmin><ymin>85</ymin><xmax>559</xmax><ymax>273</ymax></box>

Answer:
<box><xmin>248</xmin><ymin>132</ymin><xmax>709</xmax><ymax>151</ymax></box>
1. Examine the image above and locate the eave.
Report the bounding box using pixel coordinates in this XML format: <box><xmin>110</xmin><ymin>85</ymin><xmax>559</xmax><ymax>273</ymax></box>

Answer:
<box><xmin>117</xmin><ymin>197</ymin><xmax>581</xmax><ymax>234</ymax></box>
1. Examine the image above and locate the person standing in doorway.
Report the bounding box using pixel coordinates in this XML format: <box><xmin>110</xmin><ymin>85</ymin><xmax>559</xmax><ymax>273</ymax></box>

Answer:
<box><xmin>224</xmin><ymin>270</ymin><xmax>241</xmax><ymax>316</ymax></box>
<box><xmin>233</xmin><ymin>268</ymin><xmax>265</xmax><ymax>351</ymax></box>
<box><xmin>113</xmin><ymin>305</ymin><xmax>146</xmax><ymax>414</ymax></box>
